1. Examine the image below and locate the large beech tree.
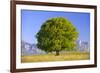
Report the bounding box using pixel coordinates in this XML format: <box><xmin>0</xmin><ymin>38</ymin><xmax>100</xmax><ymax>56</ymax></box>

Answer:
<box><xmin>36</xmin><ymin>17</ymin><xmax>78</xmax><ymax>56</ymax></box>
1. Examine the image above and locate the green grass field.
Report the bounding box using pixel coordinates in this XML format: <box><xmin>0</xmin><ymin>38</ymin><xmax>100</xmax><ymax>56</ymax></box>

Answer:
<box><xmin>21</xmin><ymin>52</ymin><xmax>90</xmax><ymax>63</ymax></box>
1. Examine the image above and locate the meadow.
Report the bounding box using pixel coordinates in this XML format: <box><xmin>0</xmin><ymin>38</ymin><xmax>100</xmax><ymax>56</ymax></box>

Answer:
<box><xmin>21</xmin><ymin>51</ymin><xmax>90</xmax><ymax>63</ymax></box>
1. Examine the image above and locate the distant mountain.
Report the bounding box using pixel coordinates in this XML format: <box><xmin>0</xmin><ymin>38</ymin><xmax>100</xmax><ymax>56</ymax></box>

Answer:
<box><xmin>21</xmin><ymin>40</ymin><xmax>89</xmax><ymax>56</ymax></box>
<box><xmin>21</xmin><ymin>41</ymin><xmax>46</xmax><ymax>56</ymax></box>
<box><xmin>76</xmin><ymin>40</ymin><xmax>90</xmax><ymax>52</ymax></box>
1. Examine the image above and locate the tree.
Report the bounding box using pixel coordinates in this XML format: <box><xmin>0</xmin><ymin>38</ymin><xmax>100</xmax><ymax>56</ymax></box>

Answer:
<box><xmin>36</xmin><ymin>17</ymin><xmax>79</xmax><ymax>56</ymax></box>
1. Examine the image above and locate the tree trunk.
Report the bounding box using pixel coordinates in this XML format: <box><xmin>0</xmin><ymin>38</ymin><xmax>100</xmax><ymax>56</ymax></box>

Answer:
<box><xmin>55</xmin><ymin>50</ymin><xmax>60</xmax><ymax>56</ymax></box>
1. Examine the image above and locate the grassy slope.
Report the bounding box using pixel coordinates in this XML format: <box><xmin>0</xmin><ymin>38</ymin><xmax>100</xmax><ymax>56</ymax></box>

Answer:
<box><xmin>21</xmin><ymin>52</ymin><xmax>90</xmax><ymax>63</ymax></box>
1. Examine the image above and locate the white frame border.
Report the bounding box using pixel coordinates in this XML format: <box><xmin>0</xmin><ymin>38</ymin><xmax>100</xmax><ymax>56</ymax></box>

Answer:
<box><xmin>16</xmin><ymin>5</ymin><xmax>95</xmax><ymax>69</ymax></box>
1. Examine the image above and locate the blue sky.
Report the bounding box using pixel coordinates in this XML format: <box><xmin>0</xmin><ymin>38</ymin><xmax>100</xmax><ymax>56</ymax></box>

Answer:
<box><xmin>21</xmin><ymin>10</ymin><xmax>90</xmax><ymax>44</ymax></box>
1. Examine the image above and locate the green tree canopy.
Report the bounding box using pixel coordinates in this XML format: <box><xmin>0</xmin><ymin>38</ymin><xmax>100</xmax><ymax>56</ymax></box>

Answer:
<box><xmin>36</xmin><ymin>17</ymin><xmax>79</xmax><ymax>55</ymax></box>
